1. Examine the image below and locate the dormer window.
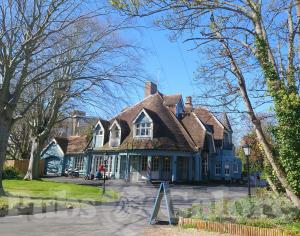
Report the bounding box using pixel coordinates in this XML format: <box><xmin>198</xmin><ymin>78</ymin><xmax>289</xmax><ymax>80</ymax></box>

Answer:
<box><xmin>109</xmin><ymin>120</ymin><xmax>121</xmax><ymax>147</ymax></box>
<box><xmin>96</xmin><ymin>129</ymin><xmax>103</xmax><ymax>136</ymax></box>
<box><xmin>136</xmin><ymin>123</ymin><xmax>151</xmax><ymax>136</ymax></box>
<box><xmin>133</xmin><ymin>109</ymin><xmax>153</xmax><ymax>139</ymax></box>
<box><xmin>94</xmin><ymin>122</ymin><xmax>105</xmax><ymax>147</ymax></box>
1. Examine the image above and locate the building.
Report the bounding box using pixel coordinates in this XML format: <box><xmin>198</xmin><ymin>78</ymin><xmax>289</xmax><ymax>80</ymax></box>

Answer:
<box><xmin>41</xmin><ymin>81</ymin><xmax>242</xmax><ymax>183</ymax></box>
<box><xmin>41</xmin><ymin>136</ymin><xmax>89</xmax><ymax>176</ymax></box>
<box><xmin>88</xmin><ymin>81</ymin><xmax>241</xmax><ymax>182</ymax></box>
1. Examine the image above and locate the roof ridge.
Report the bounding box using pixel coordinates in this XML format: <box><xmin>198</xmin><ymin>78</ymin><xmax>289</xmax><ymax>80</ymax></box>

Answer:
<box><xmin>194</xmin><ymin>107</ymin><xmax>225</xmax><ymax>129</ymax></box>
<box><xmin>163</xmin><ymin>93</ymin><xmax>182</xmax><ymax>96</ymax></box>
<box><xmin>109</xmin><ymin>93</ymin><xmax>159</xmax><ymax>121</ymax></box>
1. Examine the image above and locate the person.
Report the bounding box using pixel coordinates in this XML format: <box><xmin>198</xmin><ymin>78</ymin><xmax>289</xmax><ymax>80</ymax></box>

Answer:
<box><xmin>99</xmin><ymin>164</ymin><xmax>104</xmax><ymax>173</ymax></box>
<box><xmin>96</xmin><ymin>164</ymin><xmax>105</xmax><ymax>179</ymax></box>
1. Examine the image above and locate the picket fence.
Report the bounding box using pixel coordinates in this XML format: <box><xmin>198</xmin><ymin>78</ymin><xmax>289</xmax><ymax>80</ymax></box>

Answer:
<box><xmin>178</xmin><ymin>217</ymin><xmax>291</xmax><ymax>236</ymax></box>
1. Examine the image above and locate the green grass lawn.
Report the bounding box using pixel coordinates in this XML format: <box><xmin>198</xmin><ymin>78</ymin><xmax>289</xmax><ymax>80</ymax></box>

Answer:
<box><xmin>2</xmin><ymin>179</ymin><xmax>119</xmax><ymax>203</ymax></box>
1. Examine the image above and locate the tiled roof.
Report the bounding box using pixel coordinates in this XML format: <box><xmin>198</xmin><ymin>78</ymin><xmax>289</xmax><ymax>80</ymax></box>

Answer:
<box><xmin>97</xmin><ymin>93</ymin><xmax>197</xmax><ymax>152</ymax></box>
<box><xmin>180</xmin><ymin>112</ymin><xmax>206</xmax><ymax>148</ymax></box>
<box><xmin>54</xmin><ymin>137</ymin><xmax>68</xmax><ymax>154</ymax></box>
<box><xmin>55</xmin><ymin>135</ymin><xmax>88</xmax><ymax>154</ymax></box>
<box><xmin>91</xmin><ymin>93</ymin><xmax>231</xmax><ymax>152</ymax></box>
<box><xmin>162</xmin><ymin>94</ymin><xmax>182</xmax><ymax>106</ymax></box>
<box><xmin>220</xmin><ymin>112</ymin><xmax>232</xmax><ymax>132</ymax></box>
<box><xmin>193</xmin><ymin>107</ymin><xmax>225</xmax><ymax>141</ymax></box>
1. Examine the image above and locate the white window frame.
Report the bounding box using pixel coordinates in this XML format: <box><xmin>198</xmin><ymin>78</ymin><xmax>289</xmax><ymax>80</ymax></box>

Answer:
<box><xmin>74</xmin><ymin>156</ymin><xmax>84</xmax><ymax>171</ymax></box>
<box><xmin>215</xmin><ymin>163</ymin><xmax>221</xmax><ymax>175</ymax></box>
<box><xmin>94</xmin><ymin>121</ymin><xmax>105</xmax><ymax>147</ymax></box>
<box><xmin>135</xmin><ymin>122</ymin><xmax>151</xmax><ymax>137</ymax></box>
<box><xmin>132</xmin><ymin>109</ymin><xmax>153</xmax><ymax>139</ymax></box>
<box><xmin>109</xmin><ymin>120</ymin><xmax>121</xmax><ymax>147</ymax></box>
<box><xmin>224</xmin><ymin>164</ymin><xmax>230</xmax><ymax>176</ymax></box>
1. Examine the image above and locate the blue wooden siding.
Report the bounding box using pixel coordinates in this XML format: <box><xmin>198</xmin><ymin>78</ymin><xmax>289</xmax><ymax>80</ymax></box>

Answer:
<box><xmin>41</xmin><ymin>142</ymin><xmax>64</xmax><ymax>160</ymax></box>
<box><xmin>41</xmin><ymin>140</ymin><xmax>242</xmax><ymax>181</ymax></box>
<box><xmin>41</xmin><ymin>142</ymin><xmax>65</xmax><ymax>175</ymax></box>
<box><xmin>209</xmin><ymin>149</ymin><xmax>242</xmax><ymax>180</ymax></box>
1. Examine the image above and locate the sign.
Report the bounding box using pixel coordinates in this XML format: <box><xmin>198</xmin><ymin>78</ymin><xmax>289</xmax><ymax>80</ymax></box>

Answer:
<box><xmin>149</xmin><ymin>182</ymin><xmax>175</xmax><ymax>225</ymax></box>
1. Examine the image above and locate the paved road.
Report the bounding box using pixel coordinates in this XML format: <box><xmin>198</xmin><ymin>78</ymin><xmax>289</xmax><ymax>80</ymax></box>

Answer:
<box><xmin>0</xmin><ymin>179</ymin><xmax>249</xmax><ymax>236</ymax></box>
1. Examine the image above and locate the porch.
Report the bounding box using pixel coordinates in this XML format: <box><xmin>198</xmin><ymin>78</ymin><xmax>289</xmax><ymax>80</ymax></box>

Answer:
<box><xmin>89</xmin><ymin>152</ymin><xmax>202</xmax><ymax>183</ymax></box>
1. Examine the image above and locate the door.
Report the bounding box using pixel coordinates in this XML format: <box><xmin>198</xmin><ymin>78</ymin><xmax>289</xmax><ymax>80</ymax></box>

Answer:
<box><xmin>130</xmin><ymin>156</ymin><xmax>139</xmax><ymax>182</ymax></box>
<box><xmin>176</xmin><ymin>157</ymin><xmax>188</xmax><ymax>181</ymax></box>
<box><xmin>161</xmin><ymin>157</ymin><xmax>171</xmax><ymax>180</ymax></box>
<box><xmin>151</xmin><ymin>157</ymin><xmax>160</xmax><ymax>179</ymax></box>
<box><xmin>45</xmin><ymin>156</ymin><xmax>63</xmax><ymax>176</ymax></box>
<box><xmin>119</xmin><ymin>156</ymin><xmax>127</xmax><ymax>179</ymax></box>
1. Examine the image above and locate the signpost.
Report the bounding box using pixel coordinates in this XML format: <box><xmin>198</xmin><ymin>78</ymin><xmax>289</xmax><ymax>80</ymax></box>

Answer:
<box><xmin>149</xmin><ymin>182</ymin><xmax>175</xmax><ymax>225</ymax></box>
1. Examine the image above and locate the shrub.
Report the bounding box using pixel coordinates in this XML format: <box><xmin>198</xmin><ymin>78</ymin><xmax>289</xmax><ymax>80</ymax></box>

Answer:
<box><xmin>2</xmin><ymin>167</ymin><xmax>22</xmax><ymax>179</ymax></box>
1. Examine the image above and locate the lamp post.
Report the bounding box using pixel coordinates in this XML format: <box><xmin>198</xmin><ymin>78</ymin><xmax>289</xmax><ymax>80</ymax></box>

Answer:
<box><xmin>242</xmin><ymin>144</ymin><xmax>251</xmax><ymax>197</ymax></box>
<box><xmin>103</xmin><ymin>154</ymin><xmax>108</xmax><ymax>195</ymax></box>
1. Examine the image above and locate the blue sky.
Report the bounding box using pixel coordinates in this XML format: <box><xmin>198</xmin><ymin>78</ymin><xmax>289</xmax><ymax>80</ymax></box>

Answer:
<box><xmin>123</xmin><ymin>18</ymin><xmax>200</xmax><ymax>104</ymax></box>
<box><xmin>83</xmin><ymin>7</ymin><xmax>258</xmax><ymax>143</ymax></box>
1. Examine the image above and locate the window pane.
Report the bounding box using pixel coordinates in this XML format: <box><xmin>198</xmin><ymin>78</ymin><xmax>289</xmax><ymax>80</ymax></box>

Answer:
<box><xmin>136</xmin><ymin>128</ymin><xmax>140</xmax><ymax>136</ymax></box>
<box><xmin>135</xmin><ymin>123</ymin><xmax>151</xmax><ymax>137</ymax></box>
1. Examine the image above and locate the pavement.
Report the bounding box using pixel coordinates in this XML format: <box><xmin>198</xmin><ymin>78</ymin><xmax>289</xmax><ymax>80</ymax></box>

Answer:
<box><xmin>0</xmin><ymin>178</ymin><xmax>250</xmax><ymax>236</ymax></box>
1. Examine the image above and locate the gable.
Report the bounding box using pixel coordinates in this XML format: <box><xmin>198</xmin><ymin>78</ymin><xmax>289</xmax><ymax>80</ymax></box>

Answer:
<box><xmin>41</xmin><ymin>142</ymin><xmax>65</xmax><ymax>159</ymax></box>
<box><xmin>135</xmin><ymin>112</ymin><xmax>151</xmax><ymax>123</ymax></box>
<box><xmin>181</xmin><ymin>113</ymin><xmax>206</xmax><ymax>149</ymax></box>
<box><xmin>133</xmin><ymin>109</ymin><xmax>153</xmax><ymax>124</ymax></box>
<box><xmin>193</xmin><ymin>108</ymin><xmax>225</xmax><ymax>141</ymax></box>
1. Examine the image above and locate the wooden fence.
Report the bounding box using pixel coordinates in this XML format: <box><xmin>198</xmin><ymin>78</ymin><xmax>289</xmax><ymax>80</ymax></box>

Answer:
<box><xmin>178</xmin><ymin>218</ymin><xmax>291</xmax><ymax>236</ymax></box>
<box><xmin>4</xmin><ymin>160</ymin><xmax>45</xmax><ymax>177</ymax></box>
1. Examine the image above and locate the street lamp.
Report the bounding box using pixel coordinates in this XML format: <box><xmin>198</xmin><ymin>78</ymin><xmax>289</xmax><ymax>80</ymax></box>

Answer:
<box><xmin>242</xmin><ymin>144</ymin><xmax>251</xmax><ymax>197</ymax></box>
<box><xmin>103</xmin><ymin>154</ymin><xmax>108</xmax><ymax>195</ymax></box>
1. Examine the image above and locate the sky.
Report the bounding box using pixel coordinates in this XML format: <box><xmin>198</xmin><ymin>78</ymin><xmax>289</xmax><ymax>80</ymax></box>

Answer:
<box><xmin>83</xmin><ymin>5</ymin><xmax>257</xmax><ymax>144</ymax></box>
<box><xmin>119</xmin><ymin>18</ymin><xmax>200</xmax><ymax>105</ymax></box>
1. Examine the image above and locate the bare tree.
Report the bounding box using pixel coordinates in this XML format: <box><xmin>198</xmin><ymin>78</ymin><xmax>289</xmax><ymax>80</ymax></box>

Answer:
<box><xmin>23</xmin><ymin>18</ymin><xmax>141</xmax><ymax>180</ymax></box>
<box><xmin>0</xmin><ymin>0</ymin><xmax>142</xmax><ymax>193</ymax></box>
<box><xmin>6</xmin><ymin>119</ymin><xmax>31</xmax><ymax>160</ymax></box>
<box><xmin>111</xmin><ymin>0</ymin><xmax>300</xmax><ymax>208</ymax></box>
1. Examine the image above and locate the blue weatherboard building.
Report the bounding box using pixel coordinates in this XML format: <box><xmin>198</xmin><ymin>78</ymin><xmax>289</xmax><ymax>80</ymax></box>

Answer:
<box><xmin>41</xmin><ymin>136</ymin><xmax>89</xmax><ymax>176</ymax></box>
<box><xmin>41</xmin><ymin>81</ymin><xmax>242</xmax><ymax>183</ymax></box>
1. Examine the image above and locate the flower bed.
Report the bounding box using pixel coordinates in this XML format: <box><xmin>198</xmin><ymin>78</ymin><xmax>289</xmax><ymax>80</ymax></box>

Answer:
<box><xmin>176</xmin><ymin>191</ymin><xmax>300</xmax><ymax>236</ymax></box>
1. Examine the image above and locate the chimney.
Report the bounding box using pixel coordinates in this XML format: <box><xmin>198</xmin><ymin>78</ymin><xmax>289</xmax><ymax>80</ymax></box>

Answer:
<box><xmin>144</xmin><ymin>81</ymin><xmax>157</xmax><ymax>98</ymax></box>
<box><xmin>185</xmin><ymin>96</ymin><xmax>193</xmax><ymax>112</ymax></box>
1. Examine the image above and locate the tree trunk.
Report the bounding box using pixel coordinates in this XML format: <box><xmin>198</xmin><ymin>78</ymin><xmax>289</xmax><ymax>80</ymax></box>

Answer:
<box><xmin>24</xmin><ymin>137</ymin><xmax>41</xmax><ymax>180</ymax></box>
<box><xmin>253</xmin><ymin>124</ymin><xmax>300</xmax><ymax>208</ymax></box>
<box><xmin>0</xmin><ymin>117</ymin><xmax>11</xmax><ymax>195</ymax></box>
<box><xmin>266</xmin><ymin>175</ymin><xmax>280</xmax><ymax>196</ymax></box>
<box><xmin>217</xmin><ymin>35</ymin><xmax>300</xmax><ymax>208</ymax></box>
